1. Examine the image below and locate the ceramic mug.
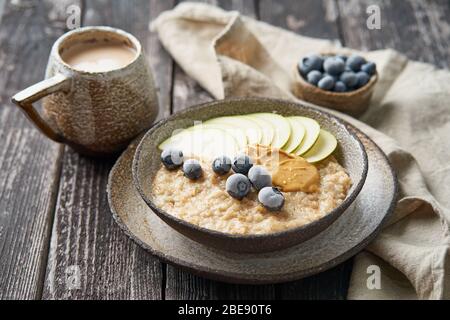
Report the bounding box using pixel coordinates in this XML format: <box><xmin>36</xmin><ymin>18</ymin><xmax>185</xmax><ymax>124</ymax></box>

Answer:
<box><xmin>12</xmin><ymin>26</ymin><xmax>158</xmax><ymax>156</ymax></box>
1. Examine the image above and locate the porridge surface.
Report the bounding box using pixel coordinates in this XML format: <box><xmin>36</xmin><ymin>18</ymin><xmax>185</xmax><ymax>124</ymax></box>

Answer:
<box><xmin>151</xmin><ymin>156</ymin><xmax>352</xmax><ymax>235</ymax></box>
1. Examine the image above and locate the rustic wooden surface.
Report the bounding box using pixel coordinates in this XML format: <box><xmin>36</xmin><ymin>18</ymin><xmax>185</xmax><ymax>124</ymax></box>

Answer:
<box><xmin>0</xmin><ymin>0</ymin><xmax>449</xmax><ymax>300</ymax></box>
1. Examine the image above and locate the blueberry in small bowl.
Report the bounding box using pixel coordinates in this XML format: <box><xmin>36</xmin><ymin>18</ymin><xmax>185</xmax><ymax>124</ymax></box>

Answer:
<box><xmin>298</xmin><ymin>54</ymin><xmax>323</xmax><ymax>76</ymax></box>
<box><xmin>323</xmin><ymin>56</ymin><xmax>345</xmax><ymax>76</ymax></box>
<box><xmin>294</xmin><ymin>52</ymin><xmax>378</xmax><ymax>116</ymax></box>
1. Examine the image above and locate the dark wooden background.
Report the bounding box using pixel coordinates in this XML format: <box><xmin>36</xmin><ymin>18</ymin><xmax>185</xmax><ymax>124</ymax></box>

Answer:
<box><xmin>0</xmin><ymin>0</ymin><xmax>449</xmax><ymax>300</ymax></box>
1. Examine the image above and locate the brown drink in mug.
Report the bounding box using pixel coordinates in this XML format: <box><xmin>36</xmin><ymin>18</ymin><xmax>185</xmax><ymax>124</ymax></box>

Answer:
<box><xmin>12</xmin><ymin>26</ymin><xmax>158</xmax><ymax>156</ymax></box>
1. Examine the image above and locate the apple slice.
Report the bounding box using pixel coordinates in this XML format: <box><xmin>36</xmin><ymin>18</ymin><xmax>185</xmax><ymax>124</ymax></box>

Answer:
<box><xmin>249</xmin><ymin>113</ymin><xmax>291</xmax><ymax>148</ymax></box>
<box><xmin>158</xmin><ymin>127</ymin><xmax>239</xmax><ymax>159</ymax></box>
<box><xmin>282</xmin><ymin>117</ymin><xmax>306</xmax><ymax>153</ymax></box>
<box><xmin>243</xmin><ymin>114</ymin><xmax>274</xmax><ymax>146</ymax></box>
<box><xmin>291</xmin><ymin>116</ymin><xmax>320</xmax><ymax>155</ymax></box>
<box><xmin>205</xmin><ymin>116</ymin><xmax>262</xmax><ymax>146</ymax></box>
<box><xmin>302</xmin><ymin>129</ymin><xmax>337</xmax><ymax>163</ymax></box>
<box><xmin>186</xmin><ymin>123</ymin><xmax>247</xmax><ymax>151</ymax></box>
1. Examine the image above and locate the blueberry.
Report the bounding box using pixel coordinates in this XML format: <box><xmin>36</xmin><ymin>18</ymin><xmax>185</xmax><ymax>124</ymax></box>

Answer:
<box><xmin>182</xmin><ymin>159</ymin><xmax>202</xmax><ymax>180</ymax></box>
<box><xmin>226</xmin><ymin>174</ymin><xmax>251</xmax><ymax>200</ymax></box>
<box><xmin>258</xmin><ymin>187</ymin><xmax>285</xmax><ymax>211</ymax></box>
<box><xmin>334</xmin><ymin>81</ymin><xmax>347</xmax><ymax>92</ymax></box>
<box><xmin>306</xmin><ymin>70</ymin><xmax>323</xmax><ymax>86</ymax></box>
<box><xmin>324</xmin><ymin>73</ymin><xmax>338</xmax><ymax>82</ymax></box>
<box><xmin>248</xmin><ymin>166</ymin><xmax>272</xmax><ymax>191</ymax></box>
<box><xmin>336</xmin><ymin>56</ymin><xmax>346</xmax><ymax>64</ymax></box>
<box><xmin>355</xmin><ymin>71</ymin><xmax>370</xmax><ymax>88</ymax></box>
<box><xmin>161</xmin><ymin>148</ymin><xmax>183</xmax><ymax>170</ymax></box>
<box><xmin>298</xmin><ymin>54</ymin><xmax>323</xmax><ymax>76</ymax></box>
<box><xmin>323</xmin><ymin>57</ymin><xmax>345</xmax><ymax>76</ymax></box>
<box><xmin>336</xmin><ymin>54</ymin><xmax>347</xmax><ymax>62</ymax></box>
<box><xmin>318</xmin><ymin>75</ymin><xmax>335</xmax><ymax>91</ymax></box>
<box><xmin>232</xmin><ymin>154</ymin><xmax>253</xmax><ymax>175</ymax></box>
<box><xmin>346</xmin><ymin>55</ymin><xmax>366</xmax><ymax>72</ymax></box>
<box><xmin>212</xmin><ymin>156</ymin><xmax>232</xmax><ymax>175</ymax></box>
<box><xmin>339</xmin><ymin>71</ymin><xmax>358</xmax><ymax>88</ymax></box>
<box><xmin>361</xmin><ymin>62</ymin><xmax>376</xmax><ymax>75</ymax></box>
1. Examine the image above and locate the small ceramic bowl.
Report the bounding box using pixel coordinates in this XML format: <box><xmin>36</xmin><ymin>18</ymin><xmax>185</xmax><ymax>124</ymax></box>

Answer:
<box><xmin>132</xmin><ymin>98</ymin><xmax>368</xmax><ymax>253</ymax></box>
<box><xmin>292</xmin><ymin>54</ymin><xmax>378</xmax><ymax>117</ymax></box>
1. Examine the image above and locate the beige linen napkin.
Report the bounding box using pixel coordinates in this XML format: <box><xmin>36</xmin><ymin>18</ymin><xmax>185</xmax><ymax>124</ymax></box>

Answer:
<box><xmin>151</xmin><ymin>2</ymin><xmax>450</xmax><ymax>299</ymax></box>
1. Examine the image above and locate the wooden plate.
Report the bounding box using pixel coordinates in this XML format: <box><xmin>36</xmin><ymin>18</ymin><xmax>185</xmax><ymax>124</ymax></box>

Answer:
<box><xmin>107</xmin><ymin>128</ymin><xmax>397</xmax><ymax>284</ymax></box>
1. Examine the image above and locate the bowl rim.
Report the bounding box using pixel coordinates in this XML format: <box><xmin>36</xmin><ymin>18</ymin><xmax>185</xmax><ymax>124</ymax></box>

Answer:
<box><xmin>132</xmin><ymin>97</ymin><xmax>369</xmax><ymax>241</ymax></box>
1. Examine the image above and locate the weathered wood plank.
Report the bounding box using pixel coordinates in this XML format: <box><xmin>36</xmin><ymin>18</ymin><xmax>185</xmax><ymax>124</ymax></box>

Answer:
<box><xmin>149</xmin><ymin>0</ymin><xmax>176</xmax><ymax>120</ymax></box>
<box><xmin>275</xmin><ymin>263</ymin><xmax>353</xmax><ymax>299</ymax></box>
<box><xmin>0</xmin><ymin>0</ymin><xmax>76</xmax><ymax>300</ymax></box>
<box><xmin>165</xmin><ymin>0</ymin><xmax>278</xmax><ymax>300</ymax></box>
<box><xmin>43</xmin><ymin>151</ymin><xmax>164</xmax><ymax>300</ymax></box>
<box><xmin>0</xmin><ymin>0</ymin><xmax>5</xmax><ymax>25</ymax></box>
<box><xmin>337</xmin><ymin>0</ymin><xmax>450</xmax><ymax>68</ymax></box>
<box><xmin>259</xmin><ymin>0</ymin><xmax>341</xmax><ymax>40</ymax></box>
<box><xmin>167</xmin><ymin>270</ymin><xmax>277</xmax><ymax>299</ymax></box>
<box><xmin>216</xmin><ymin>0</ymin><xmax>258</xmax><ymax>18</ymax></box>
<box><xmin>42</xmin><ymin>0</ymin><xmax>171</xmax><ymax>299</ymax></box>
<box><xmin>171</xmin><ymin>68</ymin><xmax>214</xmax><ymax>113</ymax></box>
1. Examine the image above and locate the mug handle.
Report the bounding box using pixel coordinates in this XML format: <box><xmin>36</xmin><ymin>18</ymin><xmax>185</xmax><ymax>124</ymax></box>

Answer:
<box><xmin>11</xmin><ymin>73</ymin><xmax>71</xmax><ymax>143</ymax></box>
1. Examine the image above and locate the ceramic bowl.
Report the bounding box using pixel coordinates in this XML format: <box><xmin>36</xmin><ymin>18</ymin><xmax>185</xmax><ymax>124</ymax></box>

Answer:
<box><xmin>132</xmin><ymin>97</ymin><xmax>368</xmax><ymax>253</ymax></box>
<box><xmin>292</xmin><ymin>54</ymin><xmax>378</xmax><ymax>117</ymax></box>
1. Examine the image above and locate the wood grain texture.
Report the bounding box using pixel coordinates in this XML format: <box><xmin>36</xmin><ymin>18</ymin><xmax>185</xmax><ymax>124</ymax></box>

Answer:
<box><xmin>43</xmin><ymin>150</ymin><xmax>163</xmax><ymax>299</ymax></box>
<box><xmin>337</xmin><ymin>0</ymin><xmax>450</xmax><ymax>67</ymax></box>
<box><xmin>0</xmin><ymin>0</ymin><xmax>74</xmax><ymax>300</ymax></box>
<box><xmin>216</xmin><ymin>0</ymin><xmax>258</xmax><ymax>18</ymax></box>
<box><xmin>42</xmin><ymin>0</ymin><xmax>167</xmax><ymax>300</ymax></box>
<box><xmin>149</xmin><ymin>0</ymin><xmax>176</xmax><ymax>120</ymax></box>
<box><xmin>0</xmin><ymin>0</ymin><xmax>5</xmax><ymax>25</ymax></box>
<box><xmin>259</xmin><ymin>0</ymin><xmax>341</xmax><ymax>40</ymax></box>
<box><xmin>274</xmin><ymin>263</ymin><xmax>353</xmax><ymax>299</ymax></box>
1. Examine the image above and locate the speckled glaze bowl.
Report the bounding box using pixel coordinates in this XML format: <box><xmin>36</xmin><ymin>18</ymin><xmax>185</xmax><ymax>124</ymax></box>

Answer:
<box><xmin>133</xmin><ymin>98</ymin><xmax>368</xmax><ymax>253</ymax></box>
<box><xmin>12</xmin><ymin>26</ymin><xmax>158</xmax><ymax>156</ymax></box>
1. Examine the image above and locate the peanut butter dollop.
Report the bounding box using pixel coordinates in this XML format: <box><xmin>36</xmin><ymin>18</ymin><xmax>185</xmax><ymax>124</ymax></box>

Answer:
<box><xmin>246</xmin><ymin>144</ymin><xmax>319</xmax><ymax>193</ymax></box>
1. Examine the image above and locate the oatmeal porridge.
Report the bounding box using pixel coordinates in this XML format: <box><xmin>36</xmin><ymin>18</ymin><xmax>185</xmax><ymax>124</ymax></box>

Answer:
<box><xmin>151</xmin><ymin>155</ymin><xmax>351</xmax><ymax>235</ymax></box>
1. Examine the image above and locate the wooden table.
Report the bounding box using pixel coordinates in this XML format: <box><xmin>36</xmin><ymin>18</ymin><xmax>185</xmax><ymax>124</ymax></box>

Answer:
<box><xmin>1</xmin><ymin>0</ymin><xmax>449</xmax><ymax>300</ymax></box>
